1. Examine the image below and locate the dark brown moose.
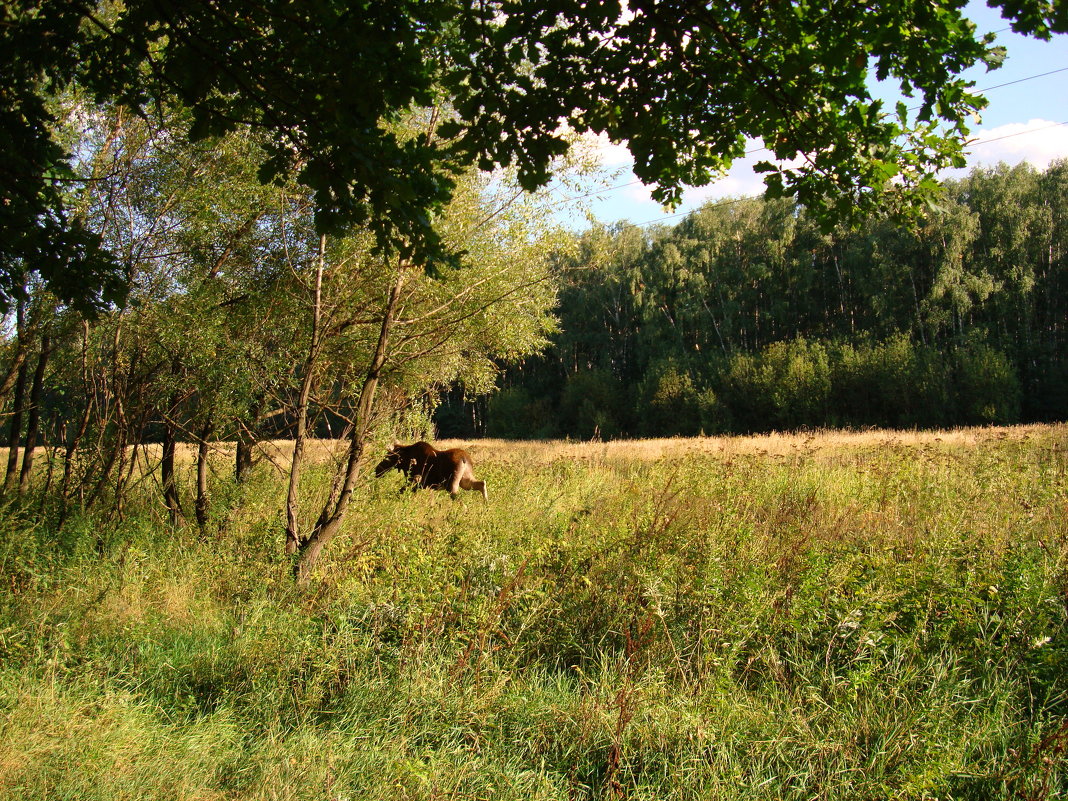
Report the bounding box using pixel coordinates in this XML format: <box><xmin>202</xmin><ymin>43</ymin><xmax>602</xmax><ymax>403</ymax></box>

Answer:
<box><xmin>374</xmin><ymin>441</ymin><xmax>488</xmax><ymax>500</ymax></box>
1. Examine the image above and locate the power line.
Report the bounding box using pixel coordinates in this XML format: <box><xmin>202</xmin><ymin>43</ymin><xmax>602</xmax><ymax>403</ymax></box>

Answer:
<box><xmin>549</xmin><ymin>178</ymin><xmax>645</xmax><ymax>208</ymax></box>
<box><xmin>978</xmin><ymin>66</ymin><xmax>1068</xmax><ymax>93</ymax></box>
<box><xmin>740</xmin><ymin>64</ymin><xmax>1068</xmax><ymax>157</ymax></box>
<box><xmin>968</xmin><ymin>119</ymin><xmax>1068</xmax><ymax>146</ymax></box>
<box><xmin>548</xmin><ymin>51</ymin><xmax>1068</xmax><ymax>220</ymax></box>
<box><xmin>626</xmin><ymin>196</ymin><xmax>751</xmax><ymax>229</ymax></box>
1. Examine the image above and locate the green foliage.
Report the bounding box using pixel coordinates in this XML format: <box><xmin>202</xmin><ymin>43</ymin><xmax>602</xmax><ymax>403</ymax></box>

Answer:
<box><xmin>489</xmin><ymin>161</ymin><xmax>1066</xmax><ymax>437</ymax></box>
<box><xmin>763</xmin><ymin>339</ymin><xmax>833</xmax><ymax>430</ymax></box>
<box><xmin>486</xmin><ymin>386</ymin><xmax>556</xmax><ymax>439</ymax></box>
<box><xmin>6</xmin><ymin>1</ymin><xmax>1065</xmax><ymax>310</ymax></box>
<box><xmin>953</xmin><ymin>342</ymin><xmax>1022</xmax><ymax>425</ymax></box>
<box><xmin>560</xmin><ymin>368</ymin><xmax>630</xmax><ymax>440</ymax></box>
<box><xmin>2</xmin><ymin>429</ymin><xmax>1068</xmax><ymax>798</ymax></box>
<box><xmin>829</xmin><ymin>336</ymin><xmax>954</xmax><ymax>429</ymax></box>
<box><xmin>637</xmin><ymin>362</ymin><xmax>704</xmax><ymax>437</ymax></box>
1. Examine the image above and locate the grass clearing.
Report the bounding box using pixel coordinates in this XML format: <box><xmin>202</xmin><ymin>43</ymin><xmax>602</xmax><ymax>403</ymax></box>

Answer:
<box><xmin>2</xmin><ymin>424</ymin><xmax>1067</xmax><ymax>799</ymax></box>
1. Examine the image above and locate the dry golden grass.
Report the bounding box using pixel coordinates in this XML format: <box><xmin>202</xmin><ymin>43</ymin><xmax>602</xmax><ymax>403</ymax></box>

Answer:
<box><xmin>442</xmin><ymin>422</ymin><xmax>1064</xmax><ymax>466</ymax></box>
<box><xmin>18</xmin><ymin>421</ymin><xmax>1062</xmax><ymax>473</ymax></box>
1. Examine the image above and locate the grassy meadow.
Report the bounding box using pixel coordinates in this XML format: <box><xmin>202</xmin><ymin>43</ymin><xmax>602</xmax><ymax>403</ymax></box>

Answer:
<box><xmin>1</xmin><ymin>425</ymin><xmax>1067</xmax><ymax>799</ymax></box>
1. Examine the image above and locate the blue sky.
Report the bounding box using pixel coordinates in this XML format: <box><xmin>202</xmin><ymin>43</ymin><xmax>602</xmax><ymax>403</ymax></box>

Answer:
<box><xmin>551</xmin><ymin>1</ymin><xmax>1068</xmax><ymax>229</ymax></box>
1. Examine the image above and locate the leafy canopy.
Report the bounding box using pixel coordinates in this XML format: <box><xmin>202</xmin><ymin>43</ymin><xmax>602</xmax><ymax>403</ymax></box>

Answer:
<box><xmin>3</xmin><ymin>0</ymin><xmax>1065</xmax><ymax>313</ymax></box>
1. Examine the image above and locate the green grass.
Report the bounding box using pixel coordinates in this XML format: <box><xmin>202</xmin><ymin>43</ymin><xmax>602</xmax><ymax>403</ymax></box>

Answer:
<box><xmin>2</xmin><ymin>426</ymin><xmax>1067</xmax><ymax>799</ymax></box>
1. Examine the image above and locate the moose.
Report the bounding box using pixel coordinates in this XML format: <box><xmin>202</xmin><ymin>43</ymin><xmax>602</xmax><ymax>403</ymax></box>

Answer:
<box><xmin>374</xmin><ymin>441</ymin><xmax>488</xmax><ymax>500</ymax></box>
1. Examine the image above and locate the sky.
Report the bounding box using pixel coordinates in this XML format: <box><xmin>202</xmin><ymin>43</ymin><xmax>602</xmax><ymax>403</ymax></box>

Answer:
<box><xmin>550</xmin><ymin>1</ymin><xmax>1068</xmax><ymax>229</ymax></box>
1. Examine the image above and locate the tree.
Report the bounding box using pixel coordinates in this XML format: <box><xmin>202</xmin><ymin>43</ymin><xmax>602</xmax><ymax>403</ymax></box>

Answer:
<box><xmin>4</xmin><ymin>0</ymin><xmax>1065</xmax><ymax>311</ymax></box>
<box><xmin>281</xmin><ymin>163</ymin><xmax>563</xmax><ymax>581</ymax></box>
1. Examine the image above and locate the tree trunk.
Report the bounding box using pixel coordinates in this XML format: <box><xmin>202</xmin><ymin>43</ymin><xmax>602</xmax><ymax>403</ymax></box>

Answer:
<box><xmin>161</xmin><ymin>356</ymin><xmax>184</xmax><ymax>524</ymax></box>
<box><xmin>39</xmin><ymin>421</ymin><xmax>62</xmax><ymax>505</ymax></box>
<box><xmin>18</xmin><ymin>334</ymin><xmax>51</xmax><ymax>495</ymax></box>
<box><xmin>235</xmin><ymin>435</ymin><xmax>254</xmax><ymax>483</ymax></box>
<box><xmin>3</xmin><ymin>360</ymin><xmax>28</xmax><ymax>495</ymax></box>
<box><xmin>86</xmin><ymin>322</ymin><xmax>127</xmax><ymax>515</ymax></box>
<box><xmin>235</xmin><ymin>393</ymin><xmax>270</xmax><ymax>483</ymax></box>
<box><xmin>295</xmin><ymin>263</ymin><xmax>406</xmax><ymax>583</ymax></box>
<box><xmin>60</xmin><ymin>322</ymin><xmax>93</xmax><ymax>524</ymax></box>
<box><xmin>161</xmin><ymin>415</ymin><xmax>182</xmax><ymax>524</ymax></box>
<box><xmin>195</xmin><ymin>420</ymin><xmax>213</xmax><ymax>534</ymax></box>
<box><xmin>0</xmin><ymin>343</ymin><xmax>30</xmax><ymax>407</ymax></box>
<box><xmin>284</xmin><ymin>235</ymin><xmax>326</xmax><ymax>555</ymax></box>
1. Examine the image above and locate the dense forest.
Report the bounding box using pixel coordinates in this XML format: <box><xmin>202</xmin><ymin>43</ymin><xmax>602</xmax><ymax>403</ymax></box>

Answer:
<box><xmin>435</xmin><ymin>161</ymin><xmax>1068</xmax><ymax>439</ymax></box>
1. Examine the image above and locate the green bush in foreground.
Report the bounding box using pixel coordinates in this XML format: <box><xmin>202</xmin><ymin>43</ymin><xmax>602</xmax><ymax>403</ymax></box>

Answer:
<box><xmin>1</xmin><ymin>427</ymin><xmax>1067</xmax><ymax>799</ymax></box>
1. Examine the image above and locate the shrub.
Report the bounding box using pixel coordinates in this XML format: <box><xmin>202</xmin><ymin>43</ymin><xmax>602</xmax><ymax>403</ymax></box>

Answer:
<box><xmin>719</xmin><ymin>351</ymin><xmax>778</xmax><ymax>433</ymax></box>
<box><xmin>828</xmin><ymin>335</ymin><xmax>954</xmax><ymax>428</ymax></box>
<box><xmin>485</xmin><ymin>386</ymin><xmax>556</xmax><ymax>438</ymax></box>
<box><xmin>953</xmin><ymin>342</ymin><xmax>1021</xmax><ymax>425</ymax></box>
<box><xmin>636</xmin><ymin>362</ymin><xmax>702</xmax><ymax>436</ymax></box>
<box><xmin>719</xmin><ymin>339</ymin><xmax>831</xmax><ymax>431</ymax></box>
<box><xmin>558</xmin><ymin>368</ymin><xmax>630</xmax><ymax>439</ymax></box>
<box><xmin>765</xmin><ymin>338</ymin><xmax>832</xmax><ymax>428</ymax></box>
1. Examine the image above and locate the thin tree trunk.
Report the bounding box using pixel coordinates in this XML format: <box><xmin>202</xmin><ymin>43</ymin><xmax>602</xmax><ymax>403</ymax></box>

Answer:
<box><xmin>3</xmin><ymin>360</ymin><xmax>28</xmax><ymax>494</ymax></box>
<box><xmin>18</xmin><ymin>334</ymin><xmax>51</xmax><ymax>495</ymax></box>
<box><xmin>39</xmin><ymin>421</ymin><xmax>62</xmax><ymax>505</ymax></box>
<box><xmin>161</xmin><ymin>413</ymin><xmax>182</xmax><ymax>524</ymax></box>
<box><xmin>161</xmin><ymin>357</ymin><xmax>184</xmax><ymax>524</ymax></box>
<box><xmin>284</xmin><ymin>235</ymin><xmax>326</xmax><ymax>555</ymax></box>
<box><xmin>295</xmin><ymin>263</ymin><xmax>406</xmax><ymax>583</ymax></box>
<box><xmin>235</xmin><ymin>394</ymin><xmax>267</xmax><ymax>483</ymax></box>
<box><xmin>195</xmin><ymin>419</ymin><xmax>213</xmax><ymax>534</ymax></box>
<box><xmin>0</xmin><ymin>343</ymin><xmax>30</xmax><ymax>406</ymax></box>
<box><xmin>235</xmin><ymin>433</ymin><xmax>254</xmax><ymax>483</ymax></box>
<box><xmin>110</xmin><ymin>351</ymin><xmax>131</xmax><ymax>520</ymax></box>
<box><xmin>84</xmin><ymin>435</ymin><xmax>121</xmax><ymax>513</ymax></box>
<box><xmin>86</xmin><ymin>322</ymin><xmax>126</xmax><ymax>515</ymax></box>
<box><xmin>60</xmin><ymin>321</ymin><xmax>93</xmax><ymax>524</ymax></box>
<box><xmin>312</xmin><ymin>421</ymin><xmax>354</xmax><ymax>533</ymax></box>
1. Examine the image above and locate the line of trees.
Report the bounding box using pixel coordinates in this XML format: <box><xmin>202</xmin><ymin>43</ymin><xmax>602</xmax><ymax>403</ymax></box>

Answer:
<box><xmin>444</xmin><ymin>161</ymin><xmax>1068</xmax><ymax>439</ymax></box>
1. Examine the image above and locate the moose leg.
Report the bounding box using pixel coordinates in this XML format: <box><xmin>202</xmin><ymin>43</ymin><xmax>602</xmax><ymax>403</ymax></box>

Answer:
<box><xmin>458</xmin><ymin>476</ymin><xmax>488</xmax><ymax>500</ymax></box>
<box><xmin>448</xmin><ymin>469</ymin><xmax>463</xmax><ymax>498</ymax></box>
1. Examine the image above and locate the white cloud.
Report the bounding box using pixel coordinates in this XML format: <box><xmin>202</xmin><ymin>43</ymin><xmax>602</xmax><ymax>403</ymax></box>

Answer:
<box><xmin>583</xmin><ymin>130</ymin><xmax>634</xmax><ymax>168</ymax></box>
<box><xmin>963</xmin><ymin>118</ymin><xmax>1068</xmax><ymax>169</ymax></box>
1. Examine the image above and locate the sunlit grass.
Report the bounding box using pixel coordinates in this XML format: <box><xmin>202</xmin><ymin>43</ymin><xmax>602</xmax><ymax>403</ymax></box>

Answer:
<box><xmin>1</xmin><ymin>424</ymin><xmax>1066</xmax><ymax>799</ymax></box>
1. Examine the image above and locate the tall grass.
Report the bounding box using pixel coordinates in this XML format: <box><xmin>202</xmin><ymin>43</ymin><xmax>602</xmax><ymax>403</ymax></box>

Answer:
<box><xmin>1</xmin><ymin>425</ymin><xmax>1066</xmax><ymax>799</ymax></box>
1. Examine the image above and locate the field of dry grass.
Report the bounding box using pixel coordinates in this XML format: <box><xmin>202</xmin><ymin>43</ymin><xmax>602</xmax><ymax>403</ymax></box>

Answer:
<box><xmin>445</xmin><ymin>422</ymin><xmax>1063</xmax><ymax>464</ymax></box>
<box><xmin>95</xmin><ymin>421</ymin><xmax>1065</xmax><ymax>473</ymax></box>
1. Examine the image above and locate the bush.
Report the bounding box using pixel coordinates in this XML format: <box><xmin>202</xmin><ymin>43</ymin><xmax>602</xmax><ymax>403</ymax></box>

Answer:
<box><xmin>718</xmin><ymin>339</ymin><xmax>830</xmax><ymax>431</ymax></box>
<box><xmin>826</xmin><ymin>335</ymin><xmax>955</xmax><ymax>429</ymax></box>
<box><xmin>765</xmin><ymin>338</ymin><xmax>832</xmax><ymax>429</ymax></box>
<box><xmin>719</xmin><ymin>352</ymin><xmax>778</xmax><ymax>433</ymax></box>
<box><xmin>558</xmin><ymin>368</ymin><xmax>630</xmax><ymax>439</ymax></box>
<box><xmin>1026</xmin><ymin>356</ymin><xmax>1068</xmax><ymax>422</ymax></box>
<box><xmin>636</xmin><ymin>362</ymin><xmax>703</xmax><ymax>436</ymax></box>
<box><xmin>485</xmin><ymin>386</ymin><xmax>556</xmax><ymax>438</ymax></box>
<box><xmin>953</xmin><ymin>342</ymin><xmax>1021</xmax><ymax>425</ymax></box>
<box><xmin>697</xmin><ymin>387</ymin><xmax>733</xmax><ymax>434</ymax></box>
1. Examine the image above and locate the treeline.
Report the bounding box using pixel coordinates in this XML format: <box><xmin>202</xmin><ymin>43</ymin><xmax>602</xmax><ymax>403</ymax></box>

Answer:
<box><xmin>438</xmin><ymin>161</ymin><xmax>1068</xmax><ymax>438</ymax></box>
